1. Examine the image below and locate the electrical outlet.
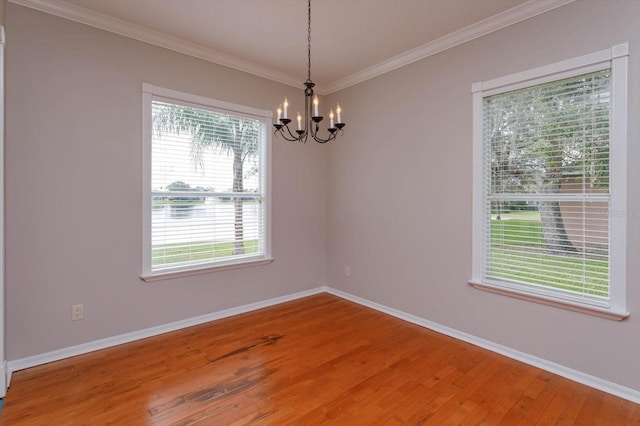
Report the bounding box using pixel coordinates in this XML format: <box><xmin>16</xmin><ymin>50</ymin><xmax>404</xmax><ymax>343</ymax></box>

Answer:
<box><xmin>345</xmin><ymin>266</ymin><xmax>351</xmax><ymax>277</ymax></box>
<box><xmin>72</xmin><ymin>304</ymin><xmax>84</xmax><ymax>321</ymax></box>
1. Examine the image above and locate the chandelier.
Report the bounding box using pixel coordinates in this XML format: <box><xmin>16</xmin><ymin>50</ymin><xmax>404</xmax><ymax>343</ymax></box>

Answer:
<box><xmin>273</xmin><ymin>0</ymin><xmax>345</xmax><ymax>143</ymax></box>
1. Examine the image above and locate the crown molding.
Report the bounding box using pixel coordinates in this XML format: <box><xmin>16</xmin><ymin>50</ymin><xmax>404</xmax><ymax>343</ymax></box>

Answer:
<box><xmin>8</xmin><ymin>0</ymin><xmax>308</xmax><ymax>91</ymax></box>
<box><xmin>10</xmin><ymin>0</ymin><xmax>574</xmax><ymax>95</ymax></box>
<box><xmin>323</xmin><ymin>0</ymin><xmax>576</xmax><ymax>94</ymax></box>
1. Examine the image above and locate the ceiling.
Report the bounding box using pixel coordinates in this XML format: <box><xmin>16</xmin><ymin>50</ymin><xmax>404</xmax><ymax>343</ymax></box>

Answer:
<box><xmin>12</xmin><ymin>0</ymin><xmax>574</xmax><ymax>93</ymax></box>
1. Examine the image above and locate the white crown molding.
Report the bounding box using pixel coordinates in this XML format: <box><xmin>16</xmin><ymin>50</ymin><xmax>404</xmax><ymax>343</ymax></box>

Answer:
<box><xmin>7</xmin><ymin>0</ymin><xmax>307</xmax><ymax>90</ymax></box>
<box><xmin>11</xmin><ymin>0</ymin><xmax>573</xmax><ymax>95</ymax></box>
<box><xmin>323</xmin><ymin>0</ymin><xmax>576</xmax><ymax>94</ymax></box>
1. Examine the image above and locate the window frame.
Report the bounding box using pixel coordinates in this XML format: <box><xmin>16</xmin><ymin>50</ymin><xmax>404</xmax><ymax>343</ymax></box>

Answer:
<box><xmin>470</xmin><ymin>44</ymin><xmax>629</xmax><ymax>320</ymax></box>
<box><xmin>141</xmin><ymin>83</ymin><xmax>273</xmax><ymax>281</ymax></box>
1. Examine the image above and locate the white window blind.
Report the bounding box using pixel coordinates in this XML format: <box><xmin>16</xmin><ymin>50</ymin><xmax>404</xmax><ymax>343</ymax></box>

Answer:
<box><xmin>142</xmin><ymin>85</ymin><xmax>271</xmax><ymax>279</ymax></box>
<box><xmin>471</xmin><ymin>44</ymin><xmax>629</xmax><ymax>317</ymax></box>
<box><xmin>484</xmin><ymin>70</ymin><xmax>611</xmax><ymax>302</ymax></box>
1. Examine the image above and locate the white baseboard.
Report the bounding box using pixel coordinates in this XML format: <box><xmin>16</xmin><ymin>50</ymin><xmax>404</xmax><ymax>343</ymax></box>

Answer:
<box><xmin>6</xmin><ymin>285</ymin><xmax>639</xmax><ymax>405</ymax></box>
<box><xmin>325</xmin><ymin>287</ymin><xmax>640</xmax><ymax>405</ymax></box>
<box><xmin>6</xmin><ymin>287</ymin><xmax>326</xmax><ymax>384</ymax></box>
<box><xmin>0</xmin><ymin>361</ymin><xmax>6</xmax><ymax>398</ymax></box>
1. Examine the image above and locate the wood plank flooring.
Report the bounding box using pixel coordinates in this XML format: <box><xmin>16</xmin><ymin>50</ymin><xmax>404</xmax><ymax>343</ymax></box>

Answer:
<box><xmin>0</xmin><ymin>294</ymin><xmax>638</xmax><ymax>425</ymax></box>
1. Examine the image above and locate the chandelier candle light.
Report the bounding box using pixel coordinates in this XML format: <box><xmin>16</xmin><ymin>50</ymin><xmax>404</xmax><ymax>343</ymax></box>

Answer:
<box><xmin>273</xmin><ymin>0</ymin><xmax>346</xmax><ymax>143</ymax></box>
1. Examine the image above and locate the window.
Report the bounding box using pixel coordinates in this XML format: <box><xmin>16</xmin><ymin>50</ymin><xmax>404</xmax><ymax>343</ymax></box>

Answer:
<box><xmin>471</xmin><ymin>44</ymin><xmax>629</xmax><ymax>319</ymax></box>
<box><xmin>141</xmin><ymin>84</ymin><xmax>272</xmax><ymax>280</ymax></box>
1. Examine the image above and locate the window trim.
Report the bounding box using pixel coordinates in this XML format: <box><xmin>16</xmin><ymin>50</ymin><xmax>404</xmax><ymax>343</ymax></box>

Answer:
<box><xmin>470</xmin><ymin>44</ymin><xmax>629</xmax><ymax>319</ymax></box>
<box><xmin>140</xmin><ymin>83</ymin><xmax>273</xmax><ymax>281</ymax></box>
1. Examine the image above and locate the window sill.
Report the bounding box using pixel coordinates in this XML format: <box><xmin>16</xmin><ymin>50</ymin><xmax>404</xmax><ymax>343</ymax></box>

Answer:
<box><xmin>468</xmin><ymin>280</ymin><xmax>629</xmax><ymax>321</ymax></box>
<box><xmin>141</xmin><ymin>257</ymin><xmax>274</xmax><ymax>282</ymax></box>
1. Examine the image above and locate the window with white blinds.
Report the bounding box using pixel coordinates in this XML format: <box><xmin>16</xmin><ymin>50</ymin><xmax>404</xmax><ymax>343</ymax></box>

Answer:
<box><xmin>141</xmin><ymin>84</ymin><xmax>272</xmax><ymax>280</ymax></box>
<box><xmin>471</xmin><ymin>45</ymin><xmax>629</xmax><ymax>318</ymax></box>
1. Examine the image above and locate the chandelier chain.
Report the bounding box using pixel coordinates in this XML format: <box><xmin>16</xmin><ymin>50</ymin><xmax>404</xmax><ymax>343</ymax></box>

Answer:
<box><xmin>307</xmin><ymin>0</ymin><xmax>311</xmax><ymax>81</ymax></box>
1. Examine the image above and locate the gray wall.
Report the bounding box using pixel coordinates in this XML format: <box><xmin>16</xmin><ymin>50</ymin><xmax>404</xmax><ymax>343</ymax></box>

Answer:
<box><xmin>326</xmin><ymin>0</ymin><xmax>640</xmax><ymax>391</ymax></box>
<box><xmin>5</xmin><ymin>4</ymin><xmax>327</xmax><ymax>359</ymax></box>
<box><xmin>5</xmin><ymin>0</ymin><xmax>640</xmax><ymax>395</ymax></box>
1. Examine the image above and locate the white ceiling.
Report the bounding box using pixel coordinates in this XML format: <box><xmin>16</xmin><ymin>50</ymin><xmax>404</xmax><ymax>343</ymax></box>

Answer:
<box><xmin>12</xmin><ymin>0</ymin><xmax>575</xmax><ymax>93</ymax></box>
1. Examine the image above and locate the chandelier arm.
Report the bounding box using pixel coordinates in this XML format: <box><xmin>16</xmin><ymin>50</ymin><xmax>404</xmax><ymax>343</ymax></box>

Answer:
<box><xmin>274</xmin><ymin>128</ymin><xmax>298</xmax><ymax>142</ymax></box>
<box><xmin>312</xmin><ymin>134</ymin><xmax>334</xmax><ymax>143</ymax></box>
<box><xmin>283</xmin><ymin>132</ymin><xmax>306</xmax><ymax>143</ymax></box>
<box><xmin>282</xmin><ymin>123</ymin><xmax>304</xmax><ymax>142</ymax></box>
<box><xmin>312</xmin><ymin>136</ymin><xmax>333</xmax><ymax>144</ymax></box>
<box><xmin>309</xmin><ymin>125</ymin><xmax>336</xmax><ymax>143</ymax></box>
<box><xmin>273</xmin><ymin>121</ymin><xmax>299</xmax><ymax>141</ymax></box>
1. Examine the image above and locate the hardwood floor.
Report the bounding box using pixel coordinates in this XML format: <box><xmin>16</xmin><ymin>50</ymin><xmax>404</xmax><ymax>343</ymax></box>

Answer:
<box><xmin>1</xmin><ymin>294</ymin><xmax>638</xmax><ymax>425</ymax></box>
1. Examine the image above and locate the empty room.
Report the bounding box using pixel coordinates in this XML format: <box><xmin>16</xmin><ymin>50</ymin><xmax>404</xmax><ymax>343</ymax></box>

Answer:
<box><xmin>0</xmin><ymin>0</ymin><xmax>639</xmax><ymax>424</ymax></box>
